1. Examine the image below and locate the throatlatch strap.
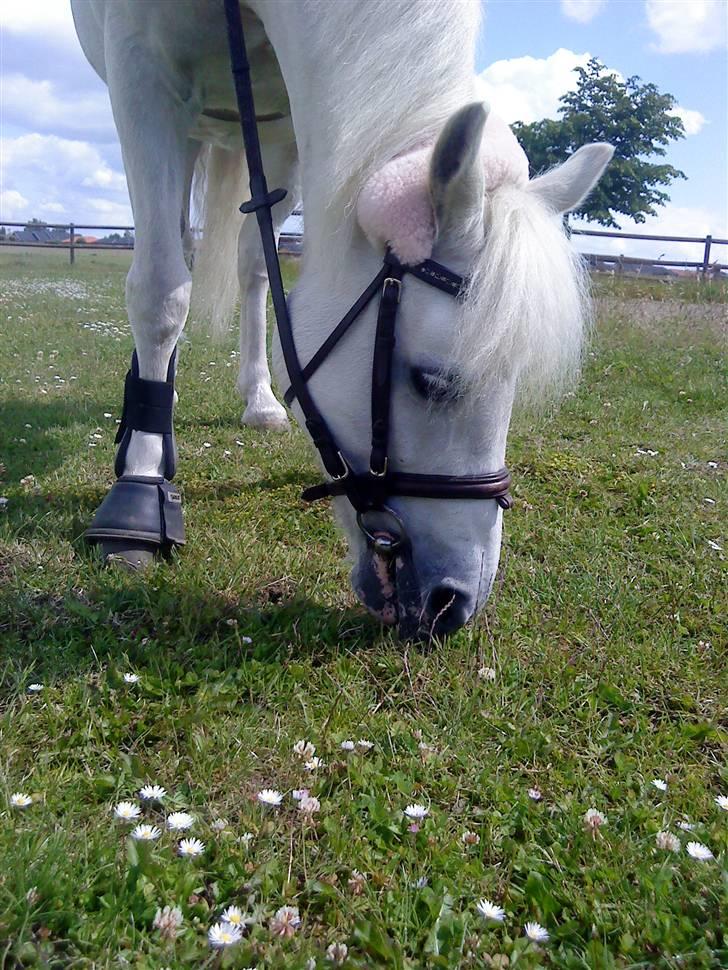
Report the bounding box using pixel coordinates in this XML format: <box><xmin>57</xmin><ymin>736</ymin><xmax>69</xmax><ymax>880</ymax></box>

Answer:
<box><xmin>114</xmin><ymin>349</ymin><xmax>178</xmax><ymax>480</ymax></box>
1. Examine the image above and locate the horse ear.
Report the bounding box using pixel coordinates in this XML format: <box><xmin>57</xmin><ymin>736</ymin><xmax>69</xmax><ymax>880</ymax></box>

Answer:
<box><xmin>429</xmin><ymin>102</ymin><xmax>488</xmax><ymax>233</ymax></box>
<box><xmin>527</xmin><ymin>143</ymin><xmax>614</xmax><ymax>215</ymax></box>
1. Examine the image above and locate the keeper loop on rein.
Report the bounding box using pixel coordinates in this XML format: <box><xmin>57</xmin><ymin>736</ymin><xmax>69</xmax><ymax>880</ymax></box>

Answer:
<box><xmin>222</xmin><ymin>0</ymin><xmax>513</xmax><ymax>547</ymax></box>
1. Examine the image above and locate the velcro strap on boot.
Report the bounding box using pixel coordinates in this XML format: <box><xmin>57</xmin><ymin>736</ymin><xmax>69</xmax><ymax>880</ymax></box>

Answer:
<box><xmin>114</xmin><ymin>349</ymin><xmax>178</xmax><ymax>480</ymax></box>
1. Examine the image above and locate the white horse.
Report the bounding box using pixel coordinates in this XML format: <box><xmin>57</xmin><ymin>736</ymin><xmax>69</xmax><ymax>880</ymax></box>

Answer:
<box><xmin>72</xmin><ymin>0</ymin><xmax>612</xmax><ymax>639</ymax></box>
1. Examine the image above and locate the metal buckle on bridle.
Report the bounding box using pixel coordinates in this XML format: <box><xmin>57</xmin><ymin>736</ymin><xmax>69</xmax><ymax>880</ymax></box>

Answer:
<box><xmin>331</xmin><ymin>451</ymin><xmax>350</xmax><ymax>482</ymax></box>
<box><xmin>369</xmin><ymin>457</ymin><xmax>388</xmax><ymax>478</ymax></box>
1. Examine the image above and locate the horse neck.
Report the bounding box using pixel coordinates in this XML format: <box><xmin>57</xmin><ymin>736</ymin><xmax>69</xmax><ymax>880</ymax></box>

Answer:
<box><xmin>254</xmin><ymin>0</ymin><xmax>480</xmax><ymax>269</ymax></box>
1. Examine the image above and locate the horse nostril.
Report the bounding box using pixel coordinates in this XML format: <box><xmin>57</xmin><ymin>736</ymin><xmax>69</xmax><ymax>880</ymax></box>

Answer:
<box><xmin>426</xmin><ymin>583</ymin><xmax>473</xmax><ymax>635</ymax></box>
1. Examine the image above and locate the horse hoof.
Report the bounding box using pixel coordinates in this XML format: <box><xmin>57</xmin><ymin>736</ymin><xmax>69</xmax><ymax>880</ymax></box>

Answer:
<box><xmin>241</xmin><ymin>407</ymin><xmax>290</xmax><ymax>432</ymax></box>
<box><xmin>101</xmin><ymin>540</ymin><xmax>156</xmax><ymax>570</ymax></box>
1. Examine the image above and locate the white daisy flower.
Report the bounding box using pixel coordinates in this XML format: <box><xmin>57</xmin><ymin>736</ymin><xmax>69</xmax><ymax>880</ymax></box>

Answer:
<box><xmin>292</xmin><ymin>788</ymin><xmax>309</xmax><ymax>801</ymax></box>
<box><xmin>528</xmin><ymin>788</ymin><xmax>542</xmax><ymax>801</ymax></box>
<box><xmin>478</xmin><ymin>666</ymin><xmax>496</xmax><ymax>682</ymax></box>
<box><xmin>269</xmin><ymin>905</ymin><xmax>301</xmax><ymax>938</ymax></box>
<box><xmin>208</xmin><ymin>921</ymin><xmax>242</xmax><ymax>948</ymax></box>
<box><xmin>131</xmin><ymin>823</ymin><xmax>161</xmax><ymax>841</ymax></box>
<box><xmin>241</xmin><ymin>635</ymin><xmax>253</xmax><ymax>644</ymax></box>
<box><xmin>476</xmin><ymin>898</ymin><xmax>505</xmax><ymax>922</ymax></box>
<box><xmin>652</xmin><ymin>779</ymin><xmax>667</xmax><ymax>792</ymax></box>
<box><xmin>221</xmin><ymin>905</ymin><xmax>246</xmax><ymax>926</ymax></box>
<box><xmin>298</xmin><ymin>795</ymin><xmax>321</xmax><ymax>815</ymax></box>
<box><xmin>461</xmin><ymin>831</ymin><xmax>480</xmax><ymax>846</ymax></box>
<box><xmin>583</xmin><ymin>808</ymin><xmax>607</xmax><ymax>833</ymax></box>
<box><xmin>211</xmin><ymin>817</ymin><xmax>229</xmax><ymax>831</ymax></box>
<box><xmin>326</xmin><ymin>942</ymin><xmax>349</xmax><ymax>964</ymax></box>
<box><xmin>356</xmin><ymin>739</ymin><xmax>374</xmax><ymax>752</ymax></box>
<box><xmin>524</xmin><ymin>921</ymin><xmax>549</xmax><ymax>943</ymax></box>
<box><xmin>340</xmin><ymin>740</ymin><xmax>355</xmax><ymax>751</ymax></box>
<box><xmin>348</xmin><ymin>870</ymin><xmax>367</xmax><ymax>895</ymax></box>
<box><xmin>123</xmin><ymin>672</ymin><xmax>139</xmax><ymax>684</ymax></box>
<box><xmin>257</xmin><ymin>789</ymin><xmax>283</xmax><ymax>807</ymax></box>
<box><xmin>404</xmin><ymin>803</ymin><xmax>428</xmax><ymax>820</ymax></box>
<box><xmin>656</xmin><ymin>831</ymin><xmax>680</xmax><ymax>852</ymax></box>
<box><xmin>304</xmin><ymin>756</ymin><xmax>325</xmax><ymax>771</ymax></box>
<box><xmin>139</xmin><ymin>784</ymin><xmax>166</xmax><ymax>801</ymax></box>
<box><xmin>686</xmin><ymin>841</ymin><xmax>714</xmax><ymax>861</ymax></box>
<box><xmin>677</xmin><ymin>820</ymin><xmax>695</xmax><ymax>831</ymax></box>
<box><xmin>114</xmin><ymin>801</ymin><xmax>142</xmax><ymax>821</ymax></box>
<box><xmin>714</xmin><ymin>795</ymin><xmax>728</xmax><ymax>811</ymax></box>
<box><xmin>239</xmin><ymin>831</ymin><xmax>255</xmax><ymax>848</ymax></box>
<box><xmin>167</xmin><ymin>811</ymin><xmax>194</xmax><ymax>830</ymax></box>
<box><xmin>293</xmin><ymin>740</ymin><xmax>316</xmax><ymax>759</ymax></box>
<box><xmin>178</xmin><ymin>837</ymin><xmax>205</xmax><ymax>857</ymax></box>
<box><xmin>10</xmin><ymin>792</ymin><xmax>33</xmax><ymax>809</ymax></box>
<box><xmin>27</xmin><ymin>684</ymin><xmax>43</xmax><ymax>693</ymax></box>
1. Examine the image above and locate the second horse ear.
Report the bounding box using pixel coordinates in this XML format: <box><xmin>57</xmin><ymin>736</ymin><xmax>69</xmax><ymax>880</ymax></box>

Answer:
<box><xmin>527</xmin><ymin>143</ymin><xmax>614</xmax><ymax>215</ymax></box>
<box><xmin>429</xmin><ymin>102</ymin><xmax>488</xmax><ymax>237</ymax></box>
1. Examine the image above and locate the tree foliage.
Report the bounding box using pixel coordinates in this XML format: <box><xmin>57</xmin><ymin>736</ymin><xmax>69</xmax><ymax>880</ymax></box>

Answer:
<box><xmin>512</xmin><ymin>58</ymin><xmax>686</xmax><ymax>226</ymax></box>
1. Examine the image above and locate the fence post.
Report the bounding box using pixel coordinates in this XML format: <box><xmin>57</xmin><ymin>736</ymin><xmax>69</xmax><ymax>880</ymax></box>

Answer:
<box><xmin>701</xmin><ymin>234</ymin><xmax>712</xmax><ymax>279</ymax></box>
<box><xmin>69</xmin><ymin>223</ymin><xmax>75</xmax><ymax>266</ymax></box>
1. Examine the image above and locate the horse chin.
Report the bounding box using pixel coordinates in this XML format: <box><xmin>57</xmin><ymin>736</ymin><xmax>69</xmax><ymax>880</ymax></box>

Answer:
<box><xmin>352</xmin><ymin>549</ymin><xmax>428</xmax><ymax>638</ymax></box>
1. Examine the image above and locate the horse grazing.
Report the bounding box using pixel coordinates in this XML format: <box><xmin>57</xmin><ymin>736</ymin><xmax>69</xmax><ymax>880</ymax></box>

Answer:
<box><xmin>73</xmin><ymin>0</ymin><xmax>612</xmax><ymax>639</ymax></box>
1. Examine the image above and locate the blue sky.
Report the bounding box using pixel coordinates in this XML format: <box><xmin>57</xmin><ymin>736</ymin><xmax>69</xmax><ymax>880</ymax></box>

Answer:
<box><xmin>1</xmin><ymin>0</ymin><xmax>726</xmax><ymax>262</ymax></box>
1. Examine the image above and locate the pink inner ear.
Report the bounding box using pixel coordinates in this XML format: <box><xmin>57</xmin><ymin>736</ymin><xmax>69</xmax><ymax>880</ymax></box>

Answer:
<box><xmin>357</xmin><ymin>146</ymin><xmax>435</xmax><ymax>266</ymax></box>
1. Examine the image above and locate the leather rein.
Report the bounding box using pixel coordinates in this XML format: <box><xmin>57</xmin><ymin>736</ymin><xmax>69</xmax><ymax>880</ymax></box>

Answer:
<box><xmin>223</xmin><ymin>0</ymin><xmax>512</xmax><ymax>556</ymax></box>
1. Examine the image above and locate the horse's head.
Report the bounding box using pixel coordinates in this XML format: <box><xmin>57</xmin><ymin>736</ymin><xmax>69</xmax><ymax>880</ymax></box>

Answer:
<box><xmin>283</xmin><ymin>103</ymin><xmax>612</xmax><ymax>639</ymax></box>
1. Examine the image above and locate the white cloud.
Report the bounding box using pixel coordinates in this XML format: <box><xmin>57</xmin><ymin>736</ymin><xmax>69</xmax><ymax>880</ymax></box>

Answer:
<box><xmin>645</xmin><ymin>0</ymin><xmax>728</xmax><ymax>54</ymax></box>
<box><xmin>669</xmin><ymin>106</ymin><xmax>707</xmax><ymax>136</ymax></box>
<box><xmin>1</xmin><ymin>73</ymin><xmax>116</xmax><ymax>140</ymax></box>
<box><xmin>0</xmin><ymin>0</ymin><xmax>78</xmax><ymax>44</ymax></box>
<box><xmin>39</xmin><ymin>201</ymin><xmax>67</xmax><ymax>214</ymax></box>
<box><xmin>0</xmin><ymin>189</ymin><xmax>29</xmax><ymax>219</ymax></box>
<box><xmin>561</xmin><ymin>0</ymin><xmax>607</xmax><ymax>24</ymax></box>
<box><xmin>477</xmin><ymin>49</ymin><xmax>592</xmax><ymax>124</ymax></box>
<box><xmin>0</xmin><ymin>133</ymin><xmax>131</xmax><ymax>225</ymax></box>
<box><xmin>573</xmin><ymin>204</ymin><xmax>728</xmax><ymax>263</ymax></box>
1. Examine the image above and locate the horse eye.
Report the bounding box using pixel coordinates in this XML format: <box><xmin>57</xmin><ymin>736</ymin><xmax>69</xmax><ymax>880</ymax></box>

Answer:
<box><xmin>410</xmin><ymin>367</ymin><xmax>460</xmax><ymax>404</ymax></box>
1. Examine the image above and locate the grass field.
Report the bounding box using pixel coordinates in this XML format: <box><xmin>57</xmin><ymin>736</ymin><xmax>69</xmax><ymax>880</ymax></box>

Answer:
<box><xmin>0</xmin><ymin>248</ymin><xmax>726</xmax><ymax>968</ymax></box>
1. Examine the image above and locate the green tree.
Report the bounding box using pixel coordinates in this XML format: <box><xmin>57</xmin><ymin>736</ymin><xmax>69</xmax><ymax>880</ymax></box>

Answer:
<box><xmin>512</xmin><ymin>58</ymin><xmax>686</xmax><ymax>226</ymax></box>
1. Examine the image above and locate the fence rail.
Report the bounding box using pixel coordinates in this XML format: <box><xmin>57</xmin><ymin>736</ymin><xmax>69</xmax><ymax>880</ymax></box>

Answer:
<box><xmin>1</xmin><ymin>220</ymin><xmax>726</xmax><ymax>276</ymax></box>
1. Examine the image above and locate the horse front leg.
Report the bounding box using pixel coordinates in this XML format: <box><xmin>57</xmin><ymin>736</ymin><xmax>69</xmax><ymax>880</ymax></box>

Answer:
<box><xmin>237</xmin><ymin>130</ymin><xmax>298</xmax><ymax>430</ymax></box>
<box><xmin>85</xmin><ymin>55</ymin><xmax>197</xmax><ymax>567</ymax></box>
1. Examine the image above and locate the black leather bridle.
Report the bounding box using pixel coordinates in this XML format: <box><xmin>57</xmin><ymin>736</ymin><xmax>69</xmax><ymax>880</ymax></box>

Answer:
<box><xmin>224</xmin><ymin>0</ymin><xmax>512</xmax><ymax>557</ymax></box>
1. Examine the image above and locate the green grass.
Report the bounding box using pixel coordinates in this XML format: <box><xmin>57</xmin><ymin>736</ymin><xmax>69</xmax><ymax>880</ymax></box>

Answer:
<box><xmin>0</xmin><ymin>249</ymin><xmax>726</xmax><ymax>968</ymax></box>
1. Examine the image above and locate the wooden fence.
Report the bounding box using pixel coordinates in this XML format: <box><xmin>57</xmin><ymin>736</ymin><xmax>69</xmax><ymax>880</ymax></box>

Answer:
<box><xmin>1</xmin><ymin>219</ymin><xmax>726</xmax><ymax>276</ymax></box>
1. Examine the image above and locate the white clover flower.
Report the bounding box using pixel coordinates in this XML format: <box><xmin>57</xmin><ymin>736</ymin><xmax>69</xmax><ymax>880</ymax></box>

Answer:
<box><xmin>478</xmin><ymin>666</ymin><xmax>496</xmax><ymax>682</ymax></box>
<box><xmin>211</xmin><ymin>817</ymin><xmax>229</xmax><ymax>831</ymax></box>
<box><xmin>528</xmin><ymin>788</ymin><xmax>542</xmax><ymax>801</ymax></box>
<box><xmin>167</xmin><ymin>811</ymin><xmax>194</xmax><ymax>830</ymax></box>
<box><xmin>27</xmin><ymin>684</ymin><xmax>43</xmax><ymax>693</ymax></box>
<box><xmin>123</xmin><ymin>673</ymin><xmax>139</xmax><ymax>684</ymax></box>
<box><xmin>583</xmin><ymin>808</ymin><xmax>607</xmax><ymax>833</ymax></box>
<box><xmin>686</xmin><ymin>841</ymin><xmax>714</xmax><ymax>861</ymax></box>
<box><xmin>404</xmin><ymin>803</ymin><xmax>428</xmax><ymax>820</ymax></box>
<box><xmin>178</xmin><ymin>837</ymin><xmax>205</xmax><ymax>857</ymax></box>
<box><xmin>153</xmin><ymin>905</ymin><xmax>183</xmax><ymax>941</ymax></box>
<box><xmin>293</xmin><ymin>740</ymin><xmax>316</xmax><ymax>759</ymax></box>
<box><xmin>524</xmin><ymin>921</ymin><xmax>549</xmax><ymax>943</ymax></box>
<box><xmin>348</xmin><ymin>870</ymin><xmax>367</xmax><ymax>895</ymax></box>
<box><xmin>326</xmin><ymin>942</ymin><xmax>349</xmax><ymax>963</ymax></box>
<box><xmin>139</xmin><ymin>784</ymin><xmax>166</xmax><ymax>801</ymax></box>
<box><xmin>476</xmin><ymin>898</ymin><xmax>505</xmax><ymax>922</ymax></box>
<box><xmin>240</xmin><ymin>831</ymin><xmax>255</xmax><ymax>848</ymax></box>
<box><xmin>257</xmin><ymin>789</ymin><xmax>283</xmax><ymax>807</ymax></box>
<box><xmin>298</xmin><ymin>795</ymin><xmax>321</xmax><ymax>815</ymax></box>
<box><xmin>208</xmin><ymin>921</ymin><xmax>242</xmax><ymax>948</ymax></box>
<box><xmin>340</xmin><ymin>740</ymin><xmax>355</xmax><ymax>751</ymax></box>
<box><xmin>304</xmin><ymin>756</ymin><xmax>325</xmax><ymax>771</ymax></box>
<box><xmin>114</xmin><ymin>801</ymin><xmax>141</xmax><ymax>821</ymax></box>
<box><xmin>221</xmin><ymin>905</ymin><xmax>245</xmax><ymax>926</ymax></box>
<box><xmin>356</xmin><ymin>739</ymin><xmax>374</xmax><ymax>752</ymax></box>
<box><xmin>677</xmin><ymin>820</ymin><xmax>695</xmax><ymax>831</ymax></box>
<box><xmin>10</xmin><ymin>793</ymin><xmax>33</xmax><ymax>809</ymax></box>
<box><xmin>651</xmin><ymin>779</ymin><xmax>667</xmax><ymax>792</ymax></box>
<box><xmin>656</xmin><ymin>831</ymin><xmax>680</xmax><ymax>852</ymax></box>
<box><xmin>131</xmin><ymin>823</ymin><xmax>161</xmax><ymax>841</ymax></box>
<box><xmin>269</xmin><ymin>905</ymin><xmax>301</xmax><ymax>938</ymax></box>
<box><xmin>715</xmin><ymin>795</ymin><xmax>728</xmax><ymax>811</ymax></box>
<box><xmin>292</xmin><ymin>788</ymin><xmax>309</xmax><ymax>801</ymax></box>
